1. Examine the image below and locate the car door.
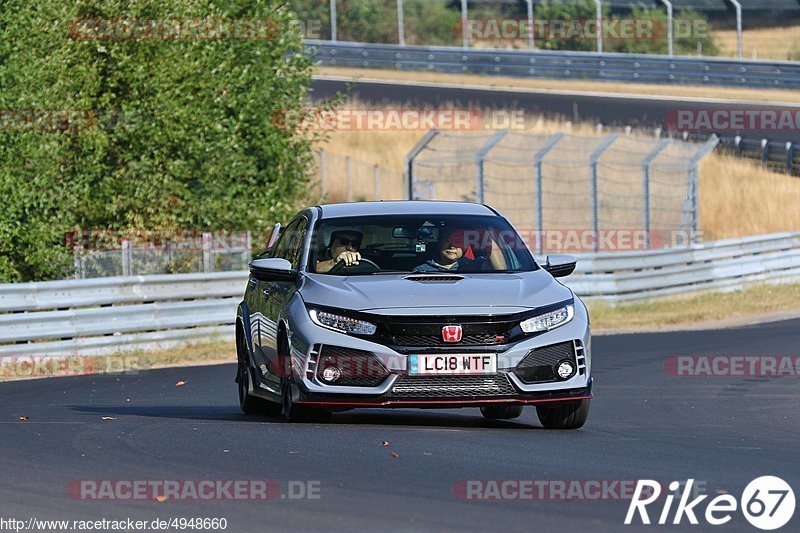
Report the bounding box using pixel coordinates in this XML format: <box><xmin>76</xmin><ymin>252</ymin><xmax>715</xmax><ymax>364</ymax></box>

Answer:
<box><xmin>251</xmin><ymin>216</ymin><xmax>307</xmax><ymax>384</ymax></box>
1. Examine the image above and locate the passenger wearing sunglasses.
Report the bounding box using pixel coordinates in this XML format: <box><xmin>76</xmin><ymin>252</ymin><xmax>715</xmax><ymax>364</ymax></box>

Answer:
<box><xmin>316</xmin><ymin>230</ymin><xmax>363</xmax><ymax>273</ymax></box>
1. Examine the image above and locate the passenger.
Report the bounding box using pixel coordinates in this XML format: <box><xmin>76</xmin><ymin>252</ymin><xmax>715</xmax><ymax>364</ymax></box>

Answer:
<box><xmin>413</xmin><ymin>228</ymin><xmax>507</xmax><ymax>272</ymax></box>
<box><xmin>316</xmin><ymin>230</ymin><xmax>363</xmax><ymax>273</ymax></box>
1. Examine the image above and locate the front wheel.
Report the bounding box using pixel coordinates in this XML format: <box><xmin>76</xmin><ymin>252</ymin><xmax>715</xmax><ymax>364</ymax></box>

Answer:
<box><xmin>536</xmin><ymin>399</ymin><xmax>590</xmax><ymax>430</ymax></box>
<box><xmin>281</xmin><ymin>381</ymin><xmax>331</xmax><ymax>423</ymax></box>
<box><xmin>237</xmin><ymin>362</ymin><xmax>281</xmax><ymax>416</ymax></box>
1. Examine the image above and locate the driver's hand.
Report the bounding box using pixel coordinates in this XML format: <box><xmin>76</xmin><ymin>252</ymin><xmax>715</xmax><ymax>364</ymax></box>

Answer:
<box><xmin>335</xmin><ymin>251</ymin><xmax>361</xmax><ymax>266</ymax></box>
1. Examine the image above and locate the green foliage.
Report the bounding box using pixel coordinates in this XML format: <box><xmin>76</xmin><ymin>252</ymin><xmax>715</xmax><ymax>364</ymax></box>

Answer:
<box><xmin>0</xmin><ymin>0</ymin><xmax>316</xmax><ymax>282</ymax></box>
<box><xmin>610</xmin><ymin>8</ymin><xmax>719</xmax><ymax>56</ymax></box>
<box><xmin>534</xmin><ymin>0</ymin><xmax>609</xmax><ymax>52</ymax></box>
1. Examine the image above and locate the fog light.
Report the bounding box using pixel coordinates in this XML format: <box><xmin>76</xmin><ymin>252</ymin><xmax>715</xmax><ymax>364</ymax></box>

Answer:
<box><xmin>321</xmin><ymin>366</ymin><xmax>342</xmax><ymax>383</ymax></box>
<box><xmin>556</xmin><ymin>360</ymin><xmax>576</xmax><ymax>380</ymax></box>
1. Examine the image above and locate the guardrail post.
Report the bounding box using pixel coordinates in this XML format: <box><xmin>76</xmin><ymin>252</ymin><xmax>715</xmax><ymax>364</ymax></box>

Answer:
<box><xmin>642</xmin><ymin>140</ymin><xmax>672</xmax><ymax>249</ymax></box>
<box><xmin>373</xmin><ymin>164</ymin><xmax>381</xmax><ymax>200</ymax></box>
<box><xmin>589</xmin><ymin>134</ymin><xmax>618</xmax><ymax>252</ymax></box>
<box><xmin>397</xmin><ymin>0</ymin><xmax>405</xmax><ymax>46</ymax></box>
<box><xmin>761</xmin><ymin>139</ymin><xmax>769</xmax><ymax>165</ymax></box>
<box><xmin>533</xmin><ymin>133</ymin><xmax>565</xmax><ymax>255</ymax></box>
<box><xmin>404</xmin><ymin>129</ymin><xmax>439</xmax><ymax>199</ymax></box>
<box><xmin>734</xmin><ymin>135</ymin><xmax>742</xmax><ymax>156</ymax></box>
<box><xmin>121</xmin><ymin>240</ymin><xmax>131</xmax><ymax>277</ymax></box>
<box><xmin>330</xmin><ymin>0</ymin><xmax>337</xmax><ymax>42</ymax></box>
<box><xmin>787</xmin><ymin>142</ymin><xmax>794</xmax><ymax>175</ymax></box>
<box><xmin>659</xmin><ymin>1</ymin><xmax>673</xmax><ymax>56</ymax></box>
<box><xmin>475</xmin><ymin>130</ymin><xmax>507</xmax><ymax>204</ymax></box>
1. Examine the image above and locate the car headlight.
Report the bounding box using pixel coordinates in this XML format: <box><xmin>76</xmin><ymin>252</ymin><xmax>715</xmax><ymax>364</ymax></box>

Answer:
<box><xmin>308</xmin><ymin>309</ymin><xmax>377</xmax><ymax>335</ymax></box>
<box><xmin>520</xmin><ymin>305</ymin><xmax>574</xmax><ymax>333</ymax></box>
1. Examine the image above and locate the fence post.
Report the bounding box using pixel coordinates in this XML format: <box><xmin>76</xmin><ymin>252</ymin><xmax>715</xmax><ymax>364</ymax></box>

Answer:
<box><xmin>373</xmin><ymin>164</ymin><xmax>381</xmax><ymax>200</ymax></box>
<box><xmin>121</xmin><ymin>240</ymin><xmax>131</xmax><ymax>276</ymax></box>
<box><xmin>330</xmin><ymin>0</ymin><xmax>337</xmax><ymax>42</ymax></box>
<box><xmin>346</xmin><ymin>156</ymin><xmax>352</xmax><ymax>202</ymax></box>
<box><xmin>593</xmin><ymin>0</ymin><xmax>603</xmax><ymax>53</ymax></box>
<box><xmin>641</xmin><ymin>139</ymin><xmax>672</xmax><ymax>249</ymax></box>
<box><xmin>686</xmin><ymin>135</ymin><xmax>720</xmax><ymax>243</ymax></box>
<box><xmin>526</xmin><ymin>0</ymin><xmax>534</xmax><ymax>49</ymax></box>
<box><xmin>397</xmin><ymin>0</ymin><xmax>405</xmax><ymax>46</ymax></box>
<box><xmin>533</xmin><ymin>133</ymin><xmax>565</xmax><ymax>255</ymax></box>
<box><xmin>319</xmin><ymin>149</ymin><xmax>327</xmax><ymax>200</ymax></box>
<box><xmin>659</xmin><ymin>1</ymin><xmax>673</xmax><ymax>56</ymax></box>
<box><xmin>460</xmin><ymin>0</ymin><xmax>468</xmax><ymax>48</ymax></box>
<box><xmin>475</xmin><ymin>130</ymin><xmax>507</xmax><ymax>204</ymax></box>
<box><xmin>761</xmin><ymin>139</ymin><xmax>769</xmax><ymax>165</ymax></box>
<box><xmin>404</xmin><ymin>129</ymin><xmax>440</xmax><ymax>199</ymax></box>
<box><xmin>202</xmin><ymin>232</ymin><xmax>212</xmax><ymax>273</ymax></box>
<box><xmin>589</xmin><ymin>134</ymin><xmax>618</xmax><ymax>252</ymax></box>
<box><xmin>727</xmin><ymin>0</ymin><xmax>743</xmax><ymax>59</ymax></box>
<box><xmin>787</xmin><ymin>142</ymin><xmax>794</xmax><ymax>175</ymax></box>
<box><xmin>243</xmin><ymin>231</ymin><xmax>252</xmax><ymax>267</ymax></box>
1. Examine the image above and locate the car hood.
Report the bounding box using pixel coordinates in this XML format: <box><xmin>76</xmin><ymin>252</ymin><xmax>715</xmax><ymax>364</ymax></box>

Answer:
<box><xmin>300</xmin><ymin>271</ymin><xmax>572</xmax><ymax>313</ymax></box>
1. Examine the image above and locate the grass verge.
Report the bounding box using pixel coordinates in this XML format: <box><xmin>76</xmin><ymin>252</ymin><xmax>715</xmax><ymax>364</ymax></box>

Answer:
<box><xmin>588</xmin><ymin>282</ymin><xmax>800</xmax><ymax>333</ymax></box>
<box><xmin>0</xmin><ymin>340</ymin><xmax>234</xmax><ymax>382</ymax></box>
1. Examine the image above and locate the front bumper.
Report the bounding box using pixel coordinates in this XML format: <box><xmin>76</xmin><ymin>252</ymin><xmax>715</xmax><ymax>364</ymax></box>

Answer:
<box><xmin>297</xmin><ymin>378</ymin><xmax>592</xmax><ymax>409</ymax></box>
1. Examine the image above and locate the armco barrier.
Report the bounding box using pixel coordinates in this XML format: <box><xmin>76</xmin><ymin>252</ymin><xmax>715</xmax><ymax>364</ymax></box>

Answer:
<box><xmin>304</xmin><ymin>40</ymin><xmax>800</xmax><ymax>90</ymax></box>
<box><xmin>0</xmin><ymin>233</ymin><xmax>798</xmax><ymax>357</ymax></box>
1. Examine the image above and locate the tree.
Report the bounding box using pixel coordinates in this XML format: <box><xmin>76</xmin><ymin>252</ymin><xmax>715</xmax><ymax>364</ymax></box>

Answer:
<box><xmin>0</xmin><ymin>0</ymin><xmax>316</xmax><ymax>282</ymax></box>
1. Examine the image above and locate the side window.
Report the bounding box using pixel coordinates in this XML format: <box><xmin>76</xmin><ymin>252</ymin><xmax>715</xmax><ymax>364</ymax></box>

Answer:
<box><xmin>270</xmin><ymin>218</ymin><xmax>308</xmax><ymax>270</ymax></box>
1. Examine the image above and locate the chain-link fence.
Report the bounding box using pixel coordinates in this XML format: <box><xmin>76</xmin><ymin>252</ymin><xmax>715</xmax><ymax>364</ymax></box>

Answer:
<box><xmin>71</xmin><ymin>231</ymin><xmax>252</xmax><ymax>279</ymax></box>
<box><xmin>408</xmin><ymin>130</ymin><xmax>719</xmax><ymax>253</ymax></box>
<box><xmin>311</xmin><ymin>149</ymin><xmax>405</xmax><ymax>202</ymax></box>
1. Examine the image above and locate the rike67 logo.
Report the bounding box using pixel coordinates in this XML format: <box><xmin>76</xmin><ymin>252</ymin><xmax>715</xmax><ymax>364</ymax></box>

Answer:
<box><xmin>626</xmin><ymin>477</ymin><xmax>795</xmax><ymax>530</ymax></box>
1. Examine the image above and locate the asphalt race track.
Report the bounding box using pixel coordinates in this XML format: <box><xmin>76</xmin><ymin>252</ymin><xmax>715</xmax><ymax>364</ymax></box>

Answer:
<box><xmin>309</xmin><ymin>77</ymin><xmax>800</xmax><ymax>145</ymax></box>
<box><xmin>1</xmin><ymin>318</ymin><xmax>798</xmax><ymax>532</ymax></box>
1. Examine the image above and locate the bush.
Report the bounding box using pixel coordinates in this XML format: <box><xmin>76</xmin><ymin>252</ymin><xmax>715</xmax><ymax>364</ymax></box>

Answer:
<box><xmin>0</xmin><ymin>0</ymin><xmax>316</xmax><ymax>282</ymax></box>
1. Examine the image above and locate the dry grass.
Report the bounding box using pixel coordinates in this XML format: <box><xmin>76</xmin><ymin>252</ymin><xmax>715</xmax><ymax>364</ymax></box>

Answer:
<box><xmin>316</xmin><ymin>66</ymin><xmax>800</xmax><ymax>104</ymax></box>
<box><xmin>314</xmin><ymin>106</ymin><xmax>800</xmax><ymax>240</ymax></box>
<box><xmin>588</xmin><ymin>282</ymin><xmax>800</xmax><ymax>332</ymax></box>
<box><xmin>716</xmin><ymin>25</ymin><xmax>800</xmax><ymax>61</ymax></box>
<box><xmin>0</xmin><ymin>340</ymin><xmax>234</xmax><ymax>381</ymax></box>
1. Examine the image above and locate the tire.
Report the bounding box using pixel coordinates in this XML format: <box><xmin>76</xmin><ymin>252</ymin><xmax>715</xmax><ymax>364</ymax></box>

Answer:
<box><xmin>480</xmin><ymin>405</ymin><xmax>524</xmax><ymax>420</ymax></box>
<box><xmin>281</xmin><ymin>381</ymin><xmax>331</xmax><ymax>423</ymax></box>
<box><xmin>536</xmin><ymin>399</ymin><xmax>590</xmax><ymax>430</ymax></box>
<box><xmin>278</xmin><ymin>334</ymin><xmax>331</xmax><ymax>423</ymax></box>
<box><xmin>236</xmin><ymin>328</ymin><xmax>280</xmax><ymax>416</ymax></box>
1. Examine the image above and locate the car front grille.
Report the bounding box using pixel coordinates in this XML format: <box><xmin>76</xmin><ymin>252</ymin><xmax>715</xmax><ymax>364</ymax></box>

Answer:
<box><xmin>389</xmin><ymin>374</ymin><xmax>517</xmax><ymax>398</ymax></box>
<box><xmin>514</xmin><ymin>341</ymin><xmax>577</xmax><ymax>384</ymax></box>
<box><xmin>392</xmin><ymin>333</ymin><xmax>504</xmax><ymax>346</ymax></box>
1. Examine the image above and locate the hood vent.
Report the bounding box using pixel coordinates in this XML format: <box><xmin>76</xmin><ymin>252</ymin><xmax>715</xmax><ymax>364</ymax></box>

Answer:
<box><xmin>404</xmin><ymin>274</ymin><xmax>464</xmax><ymax>283</ymax></box>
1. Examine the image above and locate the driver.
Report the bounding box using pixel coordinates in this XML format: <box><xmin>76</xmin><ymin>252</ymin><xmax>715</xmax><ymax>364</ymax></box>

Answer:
<box><xmin>316</xmin><ymin>230</ymin><xmax>362</xmax><ymax>273</ymax></box>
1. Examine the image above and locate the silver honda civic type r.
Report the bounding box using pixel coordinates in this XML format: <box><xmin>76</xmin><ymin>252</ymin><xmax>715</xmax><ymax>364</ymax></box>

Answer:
<box><xmin>235</xmin><ymin>201</ymin><xmax>592</xmax><ymax>429</ymax></box>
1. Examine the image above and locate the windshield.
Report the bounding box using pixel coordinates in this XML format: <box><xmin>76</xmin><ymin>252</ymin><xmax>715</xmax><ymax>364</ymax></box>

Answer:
<box><xmin>309</xmin><ymin>214</ymin><xmax>537</xmax><ymax>275</ymax></box>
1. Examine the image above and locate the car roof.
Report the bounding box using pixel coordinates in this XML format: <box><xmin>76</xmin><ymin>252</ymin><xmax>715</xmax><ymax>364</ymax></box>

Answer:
<box><xmin>316</xmin><ymin>201</ymin><xmax>497</xmax><ymax>219</ymax></box>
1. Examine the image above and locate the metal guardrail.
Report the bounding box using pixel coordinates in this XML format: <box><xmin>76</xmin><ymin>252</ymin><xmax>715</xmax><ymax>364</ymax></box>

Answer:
<box><xmin>304</xmin><ymin>40</ymin><xmax>800</xmax><ymax>90</ymax></box>
<box><xmin>0</xmin><ymin>232</ymin><xmax>798</xmax><ymax>357</ymax></box>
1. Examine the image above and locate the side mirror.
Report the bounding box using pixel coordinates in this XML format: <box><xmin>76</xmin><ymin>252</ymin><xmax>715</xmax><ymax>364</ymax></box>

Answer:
<box><xmin>544</xmin><ymin>254</ymin><xmax>577</xmax><ymax>278</ymax></box>
<box><xmin>249</xmin><ymin>258</ymin><xmax>296</xmax><ymax>282</ymax></box>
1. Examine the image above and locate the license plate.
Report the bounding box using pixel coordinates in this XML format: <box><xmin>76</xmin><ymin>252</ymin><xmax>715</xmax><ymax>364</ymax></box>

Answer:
<box><xmin>408</xmin><ymin>354</ymin><xmax>497</xmax><ymax>375</ymax></box>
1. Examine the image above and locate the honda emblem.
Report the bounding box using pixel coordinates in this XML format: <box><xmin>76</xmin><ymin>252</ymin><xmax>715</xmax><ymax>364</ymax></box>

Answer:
<box><xmin>442</xmin><ymin>325</ymin><xmax>463</xmax><ymax>343</ymax></box>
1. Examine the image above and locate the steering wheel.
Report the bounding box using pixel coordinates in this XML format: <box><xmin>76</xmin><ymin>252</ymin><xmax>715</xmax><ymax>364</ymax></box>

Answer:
<box><xmin>329</xmin><ymin>257</ymin><xmax>381</xmax><ymax>274</ymax></box>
